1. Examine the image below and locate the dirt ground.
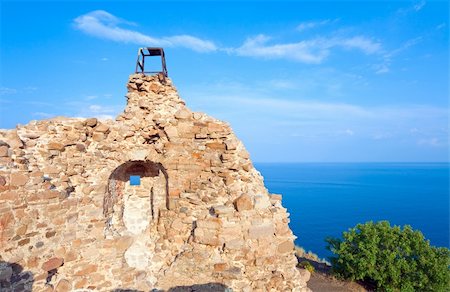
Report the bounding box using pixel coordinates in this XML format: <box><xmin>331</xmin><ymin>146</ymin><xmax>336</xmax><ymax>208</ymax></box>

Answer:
<box><xmin>298</xmin><ymin>257</ymin><xmax>370</xmax><ymax>292</ymax></box>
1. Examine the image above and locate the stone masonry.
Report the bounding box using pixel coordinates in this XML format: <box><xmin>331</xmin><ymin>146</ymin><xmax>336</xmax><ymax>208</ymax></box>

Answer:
<box><xmin>0</xmin><ymin>74</ymin><xmax>311</xmax><ymax>291</ymax></box>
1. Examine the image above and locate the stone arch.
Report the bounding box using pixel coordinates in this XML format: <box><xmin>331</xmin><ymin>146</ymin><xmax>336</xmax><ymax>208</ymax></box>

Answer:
<box><xmin>104</xmin><ymin>160</ymin><xmax>168</xmax><ymax>236</ymax></box>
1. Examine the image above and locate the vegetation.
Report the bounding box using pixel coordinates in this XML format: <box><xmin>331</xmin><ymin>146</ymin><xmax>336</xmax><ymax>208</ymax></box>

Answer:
<box><xmin>326</xmin><ymin>221</ymin><xmax>450</xmax><ymax>291</ymax></box>
<box><xmin>298</xmin><ymin>260</ymin><xmax>315</xmax><ymax>273</ymax></box>
<box><xmin>294</xmin><ymin>245</ymin><xmax>330</xmax><ymax>265</ymax></box>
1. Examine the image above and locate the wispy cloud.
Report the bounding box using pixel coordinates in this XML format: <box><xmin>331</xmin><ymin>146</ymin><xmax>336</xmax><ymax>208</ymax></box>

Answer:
<box><xmin>413</xmin><ymin>0</ymin><xmax>426</xmax><ymax>12</ymax></box>
<box><xmin>296</xmin><ymin>19</ymin><xmax>336</xmax><ymax>32</ymax></box>
<box><xmin>418</xmin><ymin>137</ymin><xmax>444</xmax><ymax>147</ymax></box>
<box><xmin>77</xmin><ymin>104</ymin><xmax>117</xmax><ymax>120</ymax></box>
<box><xmin>0</xmin><ymin>87</ymin><xmax>17</xmax><ymax>96</ymax></box>
<box><xmin>397</xmin><ymin>0</ymin><xmax>427</xmax><ymax>15</ymax></box>
<box><xmin>374</xmin><ymin>37</ymin><xmax>423</xmax><ymax>74</ymax></box>
<box><xmin>73</xmin><ymin>10</ymin><xmax>217</xmax><ymax>53</ymax></box>
<box><xmin>436</xmin><ymin>23</ymin><xmax>446</xmax><ymax>30</ymax></box>
<box><xmin>184</xmin><ymin>80</ymin><xmax>448</xmax><ymax>151</ymax></box>
<box><xmin>232</xmin><ymin>34</ymin><xmax>382</xmax><ymax>63</ymax></box>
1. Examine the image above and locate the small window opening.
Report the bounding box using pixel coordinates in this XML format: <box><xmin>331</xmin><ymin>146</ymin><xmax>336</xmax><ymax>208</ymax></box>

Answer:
<box><xmin>130</xmin><ymin>175</ymin><xmax>141</xmax><ymax>186</ymax></box>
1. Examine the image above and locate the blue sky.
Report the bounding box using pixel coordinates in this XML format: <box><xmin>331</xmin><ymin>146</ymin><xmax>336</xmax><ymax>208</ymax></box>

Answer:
<box><xmin>1</xmin><ymin>0</ymin><xmax>448</xmax><ymax>162</ymax></box>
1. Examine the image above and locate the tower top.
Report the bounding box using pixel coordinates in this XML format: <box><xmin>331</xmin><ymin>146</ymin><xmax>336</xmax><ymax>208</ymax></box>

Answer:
<box><xmin>135</xmin><ymin>47</ymin><xmax>168</xmax><ymax>77</ymax></box>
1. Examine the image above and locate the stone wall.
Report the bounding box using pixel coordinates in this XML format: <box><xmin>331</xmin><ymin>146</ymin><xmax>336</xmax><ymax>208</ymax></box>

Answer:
<box><xmin>0</xmin><ymin>74</ymin><xmax>310</xmax><ymax>291</ymax></box>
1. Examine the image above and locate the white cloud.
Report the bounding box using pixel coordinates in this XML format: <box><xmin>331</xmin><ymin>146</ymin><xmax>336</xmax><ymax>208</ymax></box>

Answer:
<box><xmin>0</xmin><ymin>87</ymin><xmax>17</xmax><ymax>96</ymax></box>
<box><xmin>73</xmin><ymin>10</ymin><xmax>217</xmax><ymax>53</ymax></box>
<box><xmin>184</xmin><ymin>79</ymin><xmax>448</xmax><ymax>149</ymax></box>
<box><xmin>101</xmin><ymin>57</ymin><xmax>109</xmax><ymax>61</ymax></box>
<box><xmin>297</xmin><ymin>19</ymin><xmax>333</xmax><ymax>32</ymax></box>
<box><xmin>375</xmin><ymin>37</ymin><xmax>422</xmax><ymax>74</ymax></box>
<box><xmin>233</xmin><ymin>34</ymin><xmax>381</xmax><ymax>63</ymax></box>
<box><xmin>397</xmin><ymin>1</ymin><xmax>427</xmax><ymax>15</ymax></box>
<box><xmin>268</xmin><ymin>79</ymin><xmax>297</xmax><ymax>90</ymax></box>
<box><xmin>413</xmin><ymin>0</ymin><xmax>426</xmax><ymax>11</ymax></box>
<box><xmin>343</xmin><ymin>129</ymin><xmax>354</xmax><ymax>136</ymax></box>
<box><xmin>418</xmin><ymin>138</ymin><xmax>443</xmax><ymax>147</ymax></box>
<box><xmin>436</xmin><ymin>23</ymin><xmax>446</xmax><ymax>30</ymax></box>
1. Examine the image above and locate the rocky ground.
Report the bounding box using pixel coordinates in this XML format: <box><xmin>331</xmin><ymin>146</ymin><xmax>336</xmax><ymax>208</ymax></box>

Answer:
<box><xmin>295</xmin><ymin>247</ymin><xmax>369</xmax><ymax>292</ymax></box>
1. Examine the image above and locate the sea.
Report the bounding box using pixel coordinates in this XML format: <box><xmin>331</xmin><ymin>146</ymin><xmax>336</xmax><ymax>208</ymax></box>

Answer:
<box><xmin>255</xmin><ymin>163</ymin><xmax>450</xmax><ymax>260</ymax></box>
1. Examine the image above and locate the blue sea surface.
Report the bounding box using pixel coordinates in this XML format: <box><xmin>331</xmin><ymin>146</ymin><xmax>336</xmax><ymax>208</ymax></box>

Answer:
<box><xmin>255</xmin><ymin>163</ymin><xmax>450</xmax><ymax>259</ymax></box>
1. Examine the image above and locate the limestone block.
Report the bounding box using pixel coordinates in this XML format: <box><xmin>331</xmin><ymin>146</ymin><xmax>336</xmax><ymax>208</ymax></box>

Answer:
<box><xmin>92</xmin><ymin>132</ymin><xmax>105</xmax><ymax>142</ymax></box>
<box><xmin>175</xmin><ymin>108</ymin><xmax>191</xmax><ymax>119</ymax></box>
<box><xmin>47</xmin><ymin>142</ymin><xmax>65</xmax><ymax>151</ymax></box>
<box><xmin>196</xmin><ymin>218</ymin><xmax>221</xmax><ymax>230</ymax></box>
<box><xmin>234</xmin><ymin>194</ymin><xmax>253</xmax><ymax>211</ymax></box>
<box><xmin>123</xmin><ymin>195</ymin><xmax>151</xmax><ymax>235</ymax></box>
<box><xmin>206</xmin><ymin>142</ymin><xmax>226</xmax><ymax>150</ymax></box>
<box><xmin>42</xmin><ymin>257</ymin><xmax>64</xmax><ymax>271</ymax></box>
<box><xmin>125</xmin><ymin>240</ymin><xmax>151</xmax><ymax>270</ymax></box>
<box><xmin>165</xmin><ymin>126</ymin><xmax>178</xmax><ymax>139</ymax></box>
<box><xmin>194</xmin><ymin>228</ymin><xmax>220</xmax><ymax>246</ymax></box>
<box><xmin>55</xmin><ymin>279</ymin><xmax>71</xmax><ymax>292</ymax></box>
<box><xmin>212</xmin><ymin>205</ymin><xmax>235</xmax><ymax>216</ymax></box>
<box><xmin>0</xmin><ymin>145</ymin><xmax>9</xmax><ymax>157</ymax></box>
<box><xmin>248</xmin><ymin>223</ymin><xmax>275</xmax><ymax>239</ymax></box>
<box><xmin>277</xmin><ymin>240</ymin><xmax>294</xmax><ymax>254</ymax></box>
<box><xmin>95</xmin><ymin>123</ymin><xmax>110</xmax><ymax>133</ymax></box>
<box><xmin>85</xmin><ymin>118</ymin><xmax>98</xmax><ymax>127</ymax></box>
<box><xmin>298</xmin><ymin>268</ymin><xmax>311</xmax><ymax>283</ymax></box>
<box><xmin>224</xmin><ymin>238</ymin><xmax>245</xmax><ymax>250</ymax></box>
<box><xmin>130</xmin><ymin>149</ymin><xmax>147</xmax><ymax>161</ymax></box>
<box><xmin>74</xmin><ymin>264</ymin><xmax>97</xmax><ymax>276</ymax></box>
<box><xmin>254</xmin><ymin>194</ymin><xmax>271</xmax><ymax>210</ymax></box>
<box><xmin>10</xmin><ymin>173</ymin><xmax>28</xmax><ymax>186</ymax></box>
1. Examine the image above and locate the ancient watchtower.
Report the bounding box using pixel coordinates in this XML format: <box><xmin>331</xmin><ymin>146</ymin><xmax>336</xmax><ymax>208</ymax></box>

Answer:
<box><xmin>0</xmin><ymin>49</ymin><xmax>310</xmax><ymax>291</ymax></box>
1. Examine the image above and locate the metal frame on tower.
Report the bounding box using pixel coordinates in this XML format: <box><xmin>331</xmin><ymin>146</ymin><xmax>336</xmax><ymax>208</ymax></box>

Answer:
<box><xmin>135</xmin><ymin>47</ymin><xmax>168</xmax><ymax>77</ymax></box>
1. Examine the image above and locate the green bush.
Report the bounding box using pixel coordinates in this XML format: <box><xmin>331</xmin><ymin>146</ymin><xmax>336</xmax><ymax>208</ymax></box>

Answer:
<box><xmin>298</xmin><ymin>260</ymin><xmax>315</xmax><ymax>273</ymax></box>
<box><xmin>326</xmin><ymin>221</ymin><xmax>450</xmax><ymax>291</ymax></box>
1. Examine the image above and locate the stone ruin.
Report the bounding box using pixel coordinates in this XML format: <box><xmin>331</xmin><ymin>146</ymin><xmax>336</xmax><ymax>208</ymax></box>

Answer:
<box><xmin>0</xmin><ymin>73</ymin><xmax>311</xmax><ymax>291</ymax></box>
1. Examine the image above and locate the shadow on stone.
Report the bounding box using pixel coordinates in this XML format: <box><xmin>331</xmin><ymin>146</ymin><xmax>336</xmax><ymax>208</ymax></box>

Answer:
<box><xmin>167</xmin><ymin>283</ymin><xmax>230</xmax><ymax>292</ymax></box>
<box><xmin>0</xmin><ymin>261</ymin><xmax>34</xmax><ymax>292</ymax></box>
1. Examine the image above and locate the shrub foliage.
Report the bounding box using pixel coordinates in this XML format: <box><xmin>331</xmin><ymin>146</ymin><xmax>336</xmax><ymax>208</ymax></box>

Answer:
<box><xmin>326</xmin><ymin>221</ymin><xmax>450</xmax><ymax>291</ymax></box>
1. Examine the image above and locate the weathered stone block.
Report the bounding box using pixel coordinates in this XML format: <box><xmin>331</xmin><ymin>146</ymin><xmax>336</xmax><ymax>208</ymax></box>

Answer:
<box><xmin>10</xmin><ymin>173</ymin><xmax>28</xmax><ymax>186</ymax></box>
<box><xmin>277</xmin><ymin>240</ymin><xmax>294</xmax><ymax>254</ymax></box>
<box><xmin>206</xmin><ymin>142</ymin><xmax>226</xmax><ymax>150</ymax></box>
<box><xmin>42</xmin><ymin>257</ymin><xmax>64</xmax><ymax>271</ymax></box>
<box><xmin>196</xmin><ymin>218</ymin><xmax>221</xmax><ymax>230</ymax></box>
<box><xmin>248</xmin><ymin>223</ymin><xmax>275</xmax><ymax>239</ymax></box>
<box><xmin>47</xmin><ymin>142</ymin><xmax>65</xmax><ymax>151</ymax></box>
<box><xmin>85</xmin><ymin>118</ymin><xmax>98</xmax><ymax>127</ymax></box>
<box><xmin>175</xmin><ymin>108</ymin><xmax>191</xmax><ymax>119</ymax></box>
<box><xmin>95</xmin><ymin>123</ymin><xmax>109</xmax><ymax>133</ymax></box>
<box><xmin>55</xmin><ymin>279</ymin><xmax>71</xmax><ymax>292</ymax></box>
<box><xmin>74</xmin><ymin>264</ymin><xmax>97</xmax><ymax>276</ymax></box>
<box><xmin>234</xmin><ymin>194</ymin><xmax>253</xmax><ymax>211</ymax></box>
<box><xmin>92</xmin><ymin>132</ymin><xmax>105</xmax><ymax>141</ymax></box>
<box><xmin>212</xmin><ymin>205</ymin><xmax>235</xmax><ymax>216</ymax></box>
<box><xmin>254</xmin><ymin>194</ymin><xmax>271</xmax><ymax>210</ymax></box>
<box><xmin>0</xmin><ymin>145</ymin><xmax>9</xmax><ymax>157</ymax></box>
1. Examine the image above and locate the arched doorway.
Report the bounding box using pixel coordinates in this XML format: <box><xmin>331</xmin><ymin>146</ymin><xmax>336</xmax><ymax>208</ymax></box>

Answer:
<box><xmin>104</xmin><ymin>160</ymin><xmax>168</xmax><ymax>237</ymax></box>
